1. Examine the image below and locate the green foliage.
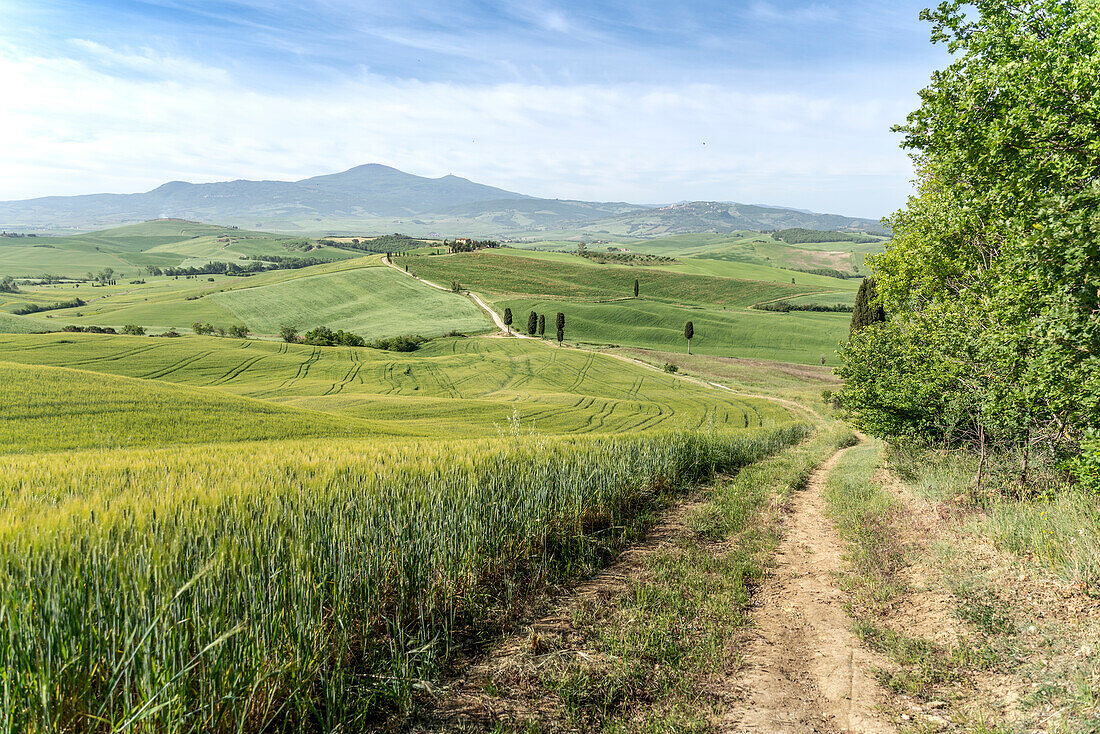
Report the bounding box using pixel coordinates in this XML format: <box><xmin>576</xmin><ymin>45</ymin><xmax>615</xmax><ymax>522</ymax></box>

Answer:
<box><xmin>503</xmin><ymin>307</ymin><xmax>513</xmax><ymax>327</ymax></box>
<box><xmin>121</xmin><ymin>324</ymin><xmax>145</xmax><ymax>336</ymax></box>
<box><xmin>684</xmin><ymin>321</ymin><xmax>693</xmax><ymax>341</ymax></box>
<box><xmin>537</xmin><ymin>313</ymin><xmax>545</xmax><ymax>336</ymax></box>
<box><xmin>0</xmin><ymin>275</ymin><xmax>18</xmax><ymax>293</ymax></box>
<box><xmin>279</xmin><ymin>324</ymin><xmax>299</xmax><ymax>343</ymax></box>
<box><xmin>838</xmin><ymin>0</ymin><xmax>1100</xmax><ymax>473</ymax></box>
<box><xmin>757</xmin><ymin>301</ymin><xmax>853</xmax><ymax>313</ymax></box>
<box><xmin>227</xmin><ymin>324</ymin><xmax>249</xmax><ymax>338</ymax></box>
<box><xmin>11</xmin><ymin>297</ymin><xmax>84</xmax><ymax>315</ymax></box>
<box><xmin>633</xmin><ymin>278</ymin><xmax>639</xmax><ymax>297</ymax></box>
<box><xmin>527</xmin><ymin>310</ymin><xmax>538</xmax><ymax>336</ymax></box>
<box><xmin>848</xmin><ymin>277</ymin><xmax>885</xmax><ymax>335</ymax></box>
<box><xmin>1067</xmin><ymin>430</ymin><xmax>1100</xmax><ymax>494</ymax></box>
<box><xmin>774</xmin><ymin>228</ymin><xmax>879</xmax><ymax>245</ymax></box>
<box><xmin>368</xmin><ymin>334</ymin><xmax>426</xmax><ymax>352</ymax></box>
<box><xmin>302</xmin><ymin>325</ymin><xmax>366</xmax><ymax>347</ymax></box>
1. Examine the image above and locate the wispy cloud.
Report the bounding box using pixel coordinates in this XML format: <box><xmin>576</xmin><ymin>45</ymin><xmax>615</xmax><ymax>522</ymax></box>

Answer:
<box><xmin>0</xmin><ymin>0</ymin><xmax>947</xmax><ymax>217</ymax></box>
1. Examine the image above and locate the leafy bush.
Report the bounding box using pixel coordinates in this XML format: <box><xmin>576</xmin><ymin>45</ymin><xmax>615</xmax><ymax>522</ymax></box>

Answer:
<box><xmin>60</xmin><ymin>325</ymin><xmax>116</xmax><ymax>334</ymax></box>
<box><xmin>12</xmin><ymin>298</ymin><xmax>84</xmax><ymax>315</ymax></box>
<box><xmin>302</xmin><ymin>326</ymin><xmax>366</xmax><ymax>347</ymax></box>
<box><xmin>1068</xmin><ymin>431</ymin><xmax>1100</xmax><ymax>493</ymax></box>
<box><xmin>369</xmin><ymin>334</ymin><xmax>427</xmax><ymax>352</ymax></box>
<box><xmin>122</xmin><ymin>325</ymin><xmax>146</xmax><ymax>336</ymax></box>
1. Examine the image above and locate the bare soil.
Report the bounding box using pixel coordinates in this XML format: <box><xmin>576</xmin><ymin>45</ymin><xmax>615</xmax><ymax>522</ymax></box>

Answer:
<box><xmin>718</xmin><ymin>446</ymin><xmax>895</xmax><ymax>733</ymax></box>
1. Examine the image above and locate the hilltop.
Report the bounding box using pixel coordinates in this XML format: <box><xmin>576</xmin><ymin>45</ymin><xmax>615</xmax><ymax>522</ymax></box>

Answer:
<box><xmin>0</xmin><ymin>164</ymin><xmax>886</xmax><ymax>236</ymax></box>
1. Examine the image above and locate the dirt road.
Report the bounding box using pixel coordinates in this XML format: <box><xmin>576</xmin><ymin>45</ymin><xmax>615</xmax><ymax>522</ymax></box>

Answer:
<box><xmin>720</xmin><ymin>441</ymin><xmax>894</xmax><ymax>733</ymax></box>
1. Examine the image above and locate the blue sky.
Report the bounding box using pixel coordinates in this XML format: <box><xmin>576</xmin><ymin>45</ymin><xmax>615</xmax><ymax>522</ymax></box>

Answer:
<box><xmin>0</xmin><ymin>0</ymin><xmax>950</xmax><ymax>217</ymax></box>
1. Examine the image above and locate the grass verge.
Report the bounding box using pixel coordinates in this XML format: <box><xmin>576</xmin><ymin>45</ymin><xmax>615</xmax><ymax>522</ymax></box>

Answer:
<box><xmin>472</xmin><ymin>424</ymin><xmax>856</xmax><ymax>732</ymax></box>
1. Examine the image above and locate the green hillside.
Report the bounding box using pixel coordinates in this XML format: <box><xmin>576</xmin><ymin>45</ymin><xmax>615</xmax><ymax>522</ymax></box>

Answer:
<box><xmin>396</xmin><ymin>250</ymin><xmax>808</xmax><ymax>305</ymax></box>
<box><xmin>2</xmin><ymin>257</ymin><xmax>490</xmax><ymax>338</ymax></box>
<box><xmin>0</xmin><ymin>333</ymin><xmax>789</xmax><ymax>437</ymax></box>
<box><xmin>497</xmin><ymin>297</ymin><xmax>849</xmax><ymax>364</ymax></box>
<box><xmin>393</xmin><ymin>249</ymin><xmax>852</xmax><ymax>364</ymax></box>
<box><xmin>0</xmin><ymin>360</ymin><xmax>369</xmax><ymax>453</ymax></box>
<box><xmin>0</xmin><ymin>219</ymin><xmax>352</xmax><ymax>278</ymax></box>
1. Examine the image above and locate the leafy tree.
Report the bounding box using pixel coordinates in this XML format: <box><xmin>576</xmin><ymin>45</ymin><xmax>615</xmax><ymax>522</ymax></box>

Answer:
<box><xmin>527</xmin><ymin>310</ymin><xmax>538</xmax><ymax>336</ymax></box>
<box><xmin>121</xmin><ymin>324</ymin><xmax>145</xmax><ymax>336</ymax></box>
<box><xmin>228</xmin><ymin>325</ymin><xmax>249</xmax><ymax>338</ymax></box>
<box><xmin>633</xmin><ymin>279</ymin><xmax>639</xmax><ymax>298</ymax></box>
<box><xmin>684</xmin><ymin>321</ymin><xmax>694</xmax><ymax>354</ymax></box>
<box><xmin>538</xmin><ymin>313</ymin><xmax>545</xmax><ymax>337</ymax></box>
<box><xmin>0</xmin><ymin>275</ymin><xmax>18</xmax><ymax>293</ymax></box>
<box><xmin>279</xmin><ymin>325</ymin><xmax>299</xmax><ymax>343</ymax></box>
<box><xmin>849</xmin><ymin>278</ymin><xmax>886</xmax><ymax>336</ymax></box>
<box><xmin>837</xmin><ymin>0</ymin><xmax>1100</xmax><ymax>482</ymax></box>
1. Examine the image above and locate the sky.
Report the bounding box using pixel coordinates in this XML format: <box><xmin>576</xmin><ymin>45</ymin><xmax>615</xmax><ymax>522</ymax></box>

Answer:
<box><xmin>0</xmin><ymin>0</ymin><xmax>951</xmax><ymax>218</ymax></box>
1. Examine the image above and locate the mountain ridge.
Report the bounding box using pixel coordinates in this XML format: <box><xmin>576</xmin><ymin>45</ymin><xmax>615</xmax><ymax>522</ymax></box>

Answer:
<box><xmin>0</xmin><ymin>164</ymin><xmax>886</xmax><ymax>236</ymax></box>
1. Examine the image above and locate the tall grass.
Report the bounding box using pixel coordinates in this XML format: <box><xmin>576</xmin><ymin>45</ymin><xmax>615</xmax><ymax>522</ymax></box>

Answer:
<box><xmin>888</xmin><ymin>444</ymin><xmax>1100</xmax><ymax>589</ymax></box>
<box><xmin>0</xmin><ymin>424</ymin><xmax>808</xmax><ymax>731</ymax></box>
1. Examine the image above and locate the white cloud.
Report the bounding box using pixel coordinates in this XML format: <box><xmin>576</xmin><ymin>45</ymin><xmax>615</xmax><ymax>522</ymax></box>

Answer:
<box><xmin>0</xmin><ymin>43</ymin><xmax>914</xmax><ymax>217</ymax></box>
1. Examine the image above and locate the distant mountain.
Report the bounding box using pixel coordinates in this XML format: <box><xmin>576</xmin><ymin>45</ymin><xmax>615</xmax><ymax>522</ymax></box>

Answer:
<box><xmin>0</xmin><ymin>164</ymin><xmax>886</xmax><ymax>236</ymax></box>
<box><xmin>602</xmin><ymin>202</ymin><xmax>883</xmax><ymax>237</ymax></box>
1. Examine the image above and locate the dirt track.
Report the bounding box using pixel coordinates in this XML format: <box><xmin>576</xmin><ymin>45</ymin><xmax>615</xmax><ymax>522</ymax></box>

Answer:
<box><xmin>720</xmin><ymin>442</ymin><xmax>895</xmax><ymax>733</ymax></box>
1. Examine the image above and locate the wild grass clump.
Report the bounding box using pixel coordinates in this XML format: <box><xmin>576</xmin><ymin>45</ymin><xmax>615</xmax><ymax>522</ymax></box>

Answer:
<box><xmin>0</xmin><ymin>423</ymin><xmax>808</xmax><ymax>731</ymax></box>
<box><xmin>887</xmin><ymin>443</ymin><xmax>1100</xmax><ymax>588</ymax></box>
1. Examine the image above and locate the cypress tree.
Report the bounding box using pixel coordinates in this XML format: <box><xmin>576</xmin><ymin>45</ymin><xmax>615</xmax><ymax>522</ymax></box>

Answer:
<box><xmin>684</xmin><ymin>321</ymin><xmax>694</xmax><ymax>354</ymax></box>
<box><xmin>634</xmin><ymin>279</ymin><xmax>639</xmax><ymax>297</ymax></box>
<box><xmin>849</xmin><ymin>278</ymin><xmax>885</xmax><ymax>336</ymax></box>
<box><xmin>556</xmin><ymin>312</ymin><xmax>565</xmax><ymax>345</ymax></box>
<box><xmin>527</xmin><ymin>310</ymin><xmax>538</xmax><ymax>335</ymax></box>
<box><xmin>538</xmin><ymin>313</ymin><xmax>545</xmax><ymax>337</ymax></box>
<box><xmin>504</xmin><ymin>308</ymin><xmax>513</xmax><ymax>333</ymax></box>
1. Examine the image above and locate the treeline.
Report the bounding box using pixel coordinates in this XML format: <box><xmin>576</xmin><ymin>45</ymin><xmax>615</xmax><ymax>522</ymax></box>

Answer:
<box><xmin>146</xmin><ymin>255</ymin><xmax>330</xmax><ymax>278</ymax></box>
<box><xmin>320</xmin><ymin>234</ymin><xmax>427</xmax><ymax>254</ymax></box>
<box><xmin>12</xmin><ymin>298</ymin><xmax>84</xmax><ymax>315</ymax></box>
<box><xmin>756</xmin><ymin>301</ymin><xmax>853</xmax><ymax>313</ymax></box>
<box><xmin>446</xmin><ymin>239</ymin><xmax>499</xmax><ymax>253</ymax></box>
<box><xmin>279</xmin><ymin>325</ymin><xmax>430</xmax><ymax>352</ymax></box>
<box><xmin>192</xmin><ymin>323</ymin><xmax>249</xmax><ymax>338</ymax></box>
<box><xmin>835</xmin><ymin>1</ymin><xmax>1100</xmax><ymax>491</ymax></box>
<box><xmin>772</xmin><ymin>228</ymin><xmax>879</xmax><ymax>245</ymax></box>
<box><xmin>579</xmin><ymin>251</ymin><xmax>675</xmax><ymax>265</ymax></box>
<box><xmin>791</xmin><ymin>267</ymin><xmax>863</xmax><ymax>280</ymax></box>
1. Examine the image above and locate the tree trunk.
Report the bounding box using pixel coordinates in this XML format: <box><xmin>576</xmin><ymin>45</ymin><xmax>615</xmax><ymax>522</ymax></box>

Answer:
<box><xmin>1020</xmin><ymin>429</ymin><xmax>1030</xmax><ymax>486</ymax></box>
<box><xmin>976</xmin><ymin>421</ymin><xmax>986</xmax><ymax>493</ymax></box>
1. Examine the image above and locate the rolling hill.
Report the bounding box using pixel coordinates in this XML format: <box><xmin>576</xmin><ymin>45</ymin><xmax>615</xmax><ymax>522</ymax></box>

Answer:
<box><xmin>0</xmin><ymin>164</ymin><xmax>886</xmax><ymax>236</ymax></box>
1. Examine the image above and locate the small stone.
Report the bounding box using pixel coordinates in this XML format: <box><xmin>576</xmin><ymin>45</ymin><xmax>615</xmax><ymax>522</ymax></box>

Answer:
<box><xmin>927</xmin><ymin>700</ymin><xmax>947</xmax><ymax>709</ymax></box>
<box><xmin>901</xmin><ymin>714</ymin><xmax>910</xmax><ymax>721</ymax></box>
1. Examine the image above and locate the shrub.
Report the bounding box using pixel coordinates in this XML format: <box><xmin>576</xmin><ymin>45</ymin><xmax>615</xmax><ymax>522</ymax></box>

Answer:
<box><xmin>369</xmin><ymin>334</ymin><xmax>427</xmax><ymax>352</ymax></box>
<box><xmin>302</xmin><ymin>326</ymin><xmax>366</xmax><ymax>347</ymax></box>
<box><xmin>279</xmin><ymin>325</ymin><xmax>299</xmax><ymax>343</ymax></box>
<box><xmin>122</xmin><ymin>325</ymin><xmax>146</xmax><ymax>336</ymax></box>
<box><xmin>12</xmin><ymin>298</ymin><xmax>84</xmax><ymax>315</ymax></box>
<box><xmin>228</xmin><ymin>325</ymin><xmax>249</xmax><ymax>339</ymax></box>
